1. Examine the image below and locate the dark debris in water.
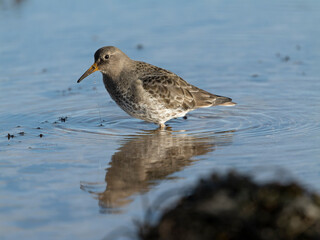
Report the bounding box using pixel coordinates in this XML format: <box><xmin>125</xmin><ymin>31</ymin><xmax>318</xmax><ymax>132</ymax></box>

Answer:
<box><xmin>53</xmin><ymin>116</ymin><xmax>68</xmax><ymax>124</ymax></box>
<box><xmin>7</xmin><ymin>131</ymin><xmax>26</xmax><ymax>139</ymax></box>
<box><xmin>7</xmin><ymin>133</ymin><xmax>14</xmax><ymax>140</ymax></box>
<box><xmin>56</xmin><ymin>86</ymin><xmax>85</xmax><ymax>97</ymax></box>
<box><xmin>282</xmin><ymin>55</ymin><xmax>290</xmax><ymax>62</ymax></box>
<box><xmin>138</xmin><ymin>171</ymin><xmax>320</xmax><ymax>240</ymax></box>
<box><xmin>136</xmin><ymin>44</ymin><xmax>144</xmax><ymax>50</ymax></box>
<box><xmin>275</xmin><ymin>53</ymin><xmax>291</xmax><ymax>62</ymax></box>
<box><xmin>6</xmin><ymin>131</ymin><xmax>45</xmax><ymax>139</ymax></box>
<box><xmin>59</xmin><ymin>116</ymin><xmax>68</xmax><ymax>122</ymax></box>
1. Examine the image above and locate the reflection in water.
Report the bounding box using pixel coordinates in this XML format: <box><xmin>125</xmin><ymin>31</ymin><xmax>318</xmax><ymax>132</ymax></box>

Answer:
<box><xmin>81</xmin><ymin>129</ymin><xmax>233</xmax><ymax>212</ymax></box>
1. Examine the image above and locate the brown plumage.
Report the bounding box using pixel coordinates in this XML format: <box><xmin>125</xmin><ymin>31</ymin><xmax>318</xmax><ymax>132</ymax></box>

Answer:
<box><xmin>77</xmin><ymin>46</ymin><xmax>236</xmax><ymax>128</ymax></box>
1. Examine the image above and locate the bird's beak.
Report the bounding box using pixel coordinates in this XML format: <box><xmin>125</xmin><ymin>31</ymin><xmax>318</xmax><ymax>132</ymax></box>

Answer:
<box><xmin>77</xmin><ymin>63</ymin><xmax>99</xmax><ymax>83</ymax></box>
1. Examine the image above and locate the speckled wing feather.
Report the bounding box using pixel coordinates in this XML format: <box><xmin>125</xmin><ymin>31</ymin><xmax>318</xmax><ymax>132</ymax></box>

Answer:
<box><xmin>140</xmin><ymin>72</ymin><xmax>233</xmax><ymax>111</ymax></box>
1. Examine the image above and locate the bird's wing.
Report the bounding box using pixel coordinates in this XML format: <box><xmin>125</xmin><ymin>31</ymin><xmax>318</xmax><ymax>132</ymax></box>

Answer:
<box><xmin>140</xmin><ymin>73</ymin><xmax>233</xmax><ymax>111</ymax></box>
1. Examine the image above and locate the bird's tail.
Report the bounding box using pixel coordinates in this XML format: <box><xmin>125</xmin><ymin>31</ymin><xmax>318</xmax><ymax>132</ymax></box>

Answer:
<box><xmin>189</xmin><ymin>84</ymin><xmax>236</xmax><ymax>108</ymax></box>
<box><xmin>217</xmin><ymin>98</ymin><xmax>236</xmax><ymax>106</ymax></box>
<box><xmin>195</xmin><ymin>92</ymin><xmax>236</xmax><ymax>108</ymax></box>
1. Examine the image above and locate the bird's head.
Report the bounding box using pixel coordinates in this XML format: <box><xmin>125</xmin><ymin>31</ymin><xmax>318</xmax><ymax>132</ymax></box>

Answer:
<box><xmin>77</xmin><ymin>46</ymin><xmax>130</xmax><ymax>83</ymax></box>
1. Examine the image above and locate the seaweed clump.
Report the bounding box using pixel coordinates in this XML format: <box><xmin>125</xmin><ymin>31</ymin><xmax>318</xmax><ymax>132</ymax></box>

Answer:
<box><xmin>139</xmin><ymin>172</ymin><xmax>320</xmax><ymax>240</ymax></box>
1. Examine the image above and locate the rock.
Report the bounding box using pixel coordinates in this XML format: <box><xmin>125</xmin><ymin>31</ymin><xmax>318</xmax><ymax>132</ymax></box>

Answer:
<box><xmin>139</xmin><ymin>172</ymin><xmax>320</xmax><ymax>240</ymax></box>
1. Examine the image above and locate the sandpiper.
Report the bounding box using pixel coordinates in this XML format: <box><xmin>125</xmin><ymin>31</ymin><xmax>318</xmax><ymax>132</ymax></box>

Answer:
<box><xmin>77</xmin><ymin>46</ymin><xmax>236</xmax><ymax>128</ymax></box>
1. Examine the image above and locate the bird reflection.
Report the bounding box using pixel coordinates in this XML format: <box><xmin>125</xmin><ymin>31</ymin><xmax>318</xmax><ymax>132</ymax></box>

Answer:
<box><xmin>81</xmin><ymin>129</ymin><xmax>233</xmax><ymax>213</ymax></box>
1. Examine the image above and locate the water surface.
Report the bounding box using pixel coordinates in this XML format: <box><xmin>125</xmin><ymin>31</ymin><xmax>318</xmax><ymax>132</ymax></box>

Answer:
<box><xmin>0</xmin><ymin>0</ymin><xmax>320</xmax><ymax>239</ymax></box>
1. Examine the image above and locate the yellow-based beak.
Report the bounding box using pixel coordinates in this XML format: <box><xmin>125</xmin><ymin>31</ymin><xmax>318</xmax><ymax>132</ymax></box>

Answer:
<box><xmin>77</xmin><ymin>63</ymin><xmax>99</xmax><ymax>83</ymax></box>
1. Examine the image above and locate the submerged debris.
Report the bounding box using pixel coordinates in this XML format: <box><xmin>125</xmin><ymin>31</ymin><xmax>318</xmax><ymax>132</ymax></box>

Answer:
<box><xmin>136</xmin><ymin>44</ymin><xmax>144</xmax><ymax>50</ymax></box>
<box><xmin>139</xmin><ymin>172</ymin><xmax>320</xmax><ymax>240</ymax></box>
<box><xmin>282</xmin><ymin>55</ymin><xmax>290</xmax><ymax>62</ymax></box>
<box><xmin>275</xmin><ymin>53</ymin><xmax>291</xmax><ymax>62</ymax></box>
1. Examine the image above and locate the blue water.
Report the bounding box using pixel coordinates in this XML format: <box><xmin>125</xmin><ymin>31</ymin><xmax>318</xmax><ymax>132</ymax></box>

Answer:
<box><xmin>1</xmin><ymin>0</ymin><xmax>320</xmax><ymax>239</ymax></box>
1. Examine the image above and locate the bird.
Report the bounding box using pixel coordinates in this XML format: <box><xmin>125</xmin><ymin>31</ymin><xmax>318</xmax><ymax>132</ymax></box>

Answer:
<box><xmin>77</xmin><ymin>46</ymin><xmax>236</xmax><ymax>129</ymax></box>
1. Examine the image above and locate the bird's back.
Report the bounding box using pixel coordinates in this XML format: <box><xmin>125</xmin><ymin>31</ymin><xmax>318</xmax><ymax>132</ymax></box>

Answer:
<box><xmin>134</xmin><ymin>61</ymin><xmax>236</xmax><ymax>112</ymax></box>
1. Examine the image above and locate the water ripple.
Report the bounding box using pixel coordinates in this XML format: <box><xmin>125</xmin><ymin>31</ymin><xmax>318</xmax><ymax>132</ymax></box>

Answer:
<box><xmin>53</xmin><ymin>102</ymin><xmax>318</xmax><ymax>141</ymax></box>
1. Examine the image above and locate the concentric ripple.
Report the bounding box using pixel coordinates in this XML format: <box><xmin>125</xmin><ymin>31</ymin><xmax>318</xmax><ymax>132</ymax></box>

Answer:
<box><xmin>53</xmin><ymin>100</ymin><xmax>319</xmax><ymax>141</ymax></box>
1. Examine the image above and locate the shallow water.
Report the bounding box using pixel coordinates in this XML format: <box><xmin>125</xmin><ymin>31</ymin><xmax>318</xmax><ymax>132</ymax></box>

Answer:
<box><xmin>1</xmin><ymin>0</ymin><xmax>320</xmax><ymax>239</ymax></box>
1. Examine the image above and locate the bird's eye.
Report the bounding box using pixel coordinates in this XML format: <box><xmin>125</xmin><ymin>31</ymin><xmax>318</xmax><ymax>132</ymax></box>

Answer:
<box><xmin>104</xmin><ymin>55</ymin><xmax>109</xmax><ymax>60</ymax></box>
